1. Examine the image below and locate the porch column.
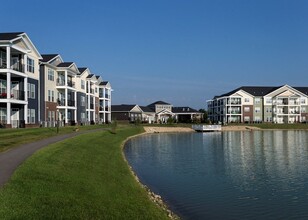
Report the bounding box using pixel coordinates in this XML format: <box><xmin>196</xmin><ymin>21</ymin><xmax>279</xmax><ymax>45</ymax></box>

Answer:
<box><xmin>24</xmin><ymin>77</ymin><xmax>28</xmax><ymax>123</ymax></box>
<box><xmin>7</xmin><ymin>103</ymin><xmax>11</xmax><ymax>125</ymax></box>
<box><xmin>74</xmin><ymin>91</ymin><xmax>77</xmax><ymax>122</ymax></box>
<box><xmin>65</xmin><ymin>108</ymin><xmax>68</xmax><ymax>124</ymax></box>
<box><xmin>103</xmin><ymin>96</ymin><xmax>106</xmax><ymax>123</ymax></box>
<box><xmin>7</xmin><ymin>72</ymin><xmax>11</xmax><ymax>99</ymax></box>
<box><xmin>23</xmin><ymin>54</ymin><xmax>27</xmax><ymax>73</ymax></box>
<box><xmin>6</xmin><ymin>46</ymin><xmax>10</xmax><ymax>69</ymax></box>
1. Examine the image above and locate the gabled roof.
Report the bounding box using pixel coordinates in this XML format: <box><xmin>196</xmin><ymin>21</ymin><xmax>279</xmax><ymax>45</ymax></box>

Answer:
<box><xmin>294</xmin><ymin>87</ymin><xmax>308</xmax><ymax>96</ymax></box>
<box><xmin>41</xmin><ymin>54</ymin><xmax>59</xmax><ymax>63</ymax></box>
<box><xmin>100</xmin><ymin>81</ymin><xmax>109</xmax><ymax>86</ymax></box>
<box><xmin>140</xmin><ymin>106</ymin><xmax>155</xmax><ymax>112</ymax></box>
<box><xmin>57</xmin><ymin>62</ymin><xmax>74</xmax><ymax>67</ymax></box>
<box><xmin>78</xmin><ymin>67</ymin><xmax>87</xmax><ymax>74</ymax></box>
<box><xmin>172</xmin><ymin>107</ymin><xmax>199</xmax><ymax>113</ymax></box>
<box><xmin>86</xmin><ymin>74</ymin><xmax>94</xmax><ymax>79</ymax></box>
<box><xmin>0</xmin><ymin>32</ymin><xmax>24</xmax><ymax>41</ymax></box>
<box><xmin>148</xmin><ymin>101</ymin><xmax>171</xmax><ymax>106</ymax></box>
<box><xmin>111</xmin><ymin>104</ymin><xmax>139</xmax><ymax>112</ymax></box>
<box><xmin>96</xmin><ymin>76</ymin><xmax>100</xmax><ymax>79</ymax></box>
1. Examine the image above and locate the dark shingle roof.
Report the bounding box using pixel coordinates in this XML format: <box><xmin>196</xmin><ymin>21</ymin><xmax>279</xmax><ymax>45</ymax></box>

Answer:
<box><xmin>172</xmin><ymin>107</ymin><xmax>199</xmax><ymax>113</ymax></box>
<box><xmin>215</xmin><ymin>86</ymin><xmax>279</xmax><ymax>98</ymax></box>
<box><xmin>57</xmin><ymin>62</ymin><xmax>74</xmax><ymax>67</ymax></box>
<box><xmin>78</xmin><ymin>67</ymin><xmax>87</xmax><ymax>74</ymax></box>
<box><xmin>148</xmin><ymin>101</ymin><xmax>171</xmax><ymax>106</ymax></box>
<box><xmin>294</xmin><ymin>87</ymin><xmax>308</xmax><ymax>96</ymax></box>
<box><xmin>111</xmin><ymin>105</ymin><xmax>138</xmax><ymax>112</ymax></box>
<box><xmin>99</xmin><ymin>81</ymin><xmax>109</xmax><ymax>86</ymax></box>
<box><xmin>140</xmin><ymin>106</ymin><xmax>155</xmax><ymax>112</ymax></box>
<box><xmin>96</xmin><ymin>76</ymin><xmax>100</xmax><ymax>79</ymax></box>
<box><xmin>86</xmin><ymin>74</ymin><xmax>94</xmax><ymax>79</ymax></box>
<box><xmin>41</xmin><ymin>54</ymin><xmax>58</xmax><ymax>63</ymax></box>
<box><xmin>0</xmin><ymin>32</ymin><xmax>24</xmax><ymax>41</ymax></box>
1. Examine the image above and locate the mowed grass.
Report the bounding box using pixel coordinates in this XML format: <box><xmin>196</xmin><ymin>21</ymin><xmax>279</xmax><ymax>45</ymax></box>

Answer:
<box><xmin>0</xmin><ymin>126</ymin><xmax>169</xmax><ymax>219</ymax></box>
<box><xmin>0</xmin><ymin>125</ymin><xmax>108</xmax><ymax>152</ymax></box>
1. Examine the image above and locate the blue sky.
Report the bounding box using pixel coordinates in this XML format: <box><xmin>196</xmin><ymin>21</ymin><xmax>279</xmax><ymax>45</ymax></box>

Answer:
<box><xmin>2</xmin><ymin>0</ymin><xmax>308</xmax><ymax>109</ymax></box>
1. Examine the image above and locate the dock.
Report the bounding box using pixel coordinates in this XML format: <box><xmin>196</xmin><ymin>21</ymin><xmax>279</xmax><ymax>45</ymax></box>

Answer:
<box><xmin>192</xmin><ymin>125</ymin><xmax>222</xmax><ymax>132</ymax></box>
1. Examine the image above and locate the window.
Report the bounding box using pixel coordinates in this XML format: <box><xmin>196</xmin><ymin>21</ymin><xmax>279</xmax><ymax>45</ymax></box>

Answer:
<box><xmin>52</xmin><ymin>91</ymin><xmax>54</xmax><ymax>102</ymax></box>
<box><xmin>255</xmin><ymin>107</ymin><xmax>261</xmax><ymax>113</ymax></box>
<box><xmin>48</xmin><ymin>69</ymin><xmax>55</xmax><ymax>81</ymax></box>
<box><xmin>27</xmin><ymin>83</ymin><xmax>35</xmax><ymax>99</ymax></box>
<box><xmin>81</xmin><ymin>80</ymin><xmax>85</xmax><ymax>89</ymax></box>
<box><xmin>48</xmin><ymin>90</ymin><xmax>51</xmax><ymax>102</ymax></box>
<box><xmin>0</xmin><ymin>107</ymin><xmax>7</xmax><ymax>122</ymax></box>
<box><xmin>27</xmin><ymin>58</ymin><xmax>34</xmax><ymax>73</ymax></box>
<box><xmin>255</xmin><ymin>98</ymin><xmax>261</xmax><ymax>104</ymax></box>
<box><xmin>255</xmin><ymin>116</ymin><xmax>261</xmax><ymax>121</ymax></box>
<box><xmin>301</xmin><ymin>98</ymin><xmax>306</xmax><ymax>104</ymax></box>
<box><xmin>0</xmin><ymin>51</ymin><xmax>6</xmax><ymax>67</ymax></box>
<box><xmin>0</xmin><ymin>79</ymin><xmax>7</xmax><ymax>93</ymax></box>
<box><xmin>81</xmin><ymin>112</ymin><xmax>86</xmax><ymax>121</ymax></box>
<box><xmin>266</xmin><ymin>98</ymin><xmax>272</xmax><ymax>104</ymax></box>
<box><xmin>27</xmin><ymin>109</ymin><xmax>35</xmax><ymax>124</ymax></box>
<box><xmin>244</xmin><ymin>107</ymin><xmax>250</xmax><ymax>112</ymax></box>
<box><xmin>244</xmin><ymin>98</ymin><xmax>250</xmax><ymax>102</ymax></box>
<box><xmin>244</xmin><ymin>116</ymin><xmax>250</xmax><ymax>121</ymax></box>
<box><xmin>81</xmin><ymin>96</ymin><xmax>86</xmax><ymax>106</ymax></box>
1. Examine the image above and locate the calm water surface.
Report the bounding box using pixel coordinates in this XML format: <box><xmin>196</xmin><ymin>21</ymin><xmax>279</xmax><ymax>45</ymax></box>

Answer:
<box><xmin>124</xmin><ymin>131</ymin><xmax>308</xmax><ymax>220</ymax></box>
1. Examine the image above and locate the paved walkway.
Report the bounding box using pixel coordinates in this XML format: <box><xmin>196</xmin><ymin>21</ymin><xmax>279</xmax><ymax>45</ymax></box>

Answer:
<box><xmin>0</xmin><ymin>129</ymin><xmax>105</xmax><ymax>187</ymax></box>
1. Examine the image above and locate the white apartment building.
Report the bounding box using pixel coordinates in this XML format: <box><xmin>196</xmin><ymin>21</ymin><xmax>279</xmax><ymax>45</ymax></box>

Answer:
<box><xmin>0</xmin><ymin>32</ymin><xmax>42</xmax><ymax>128</ymax></box>
<box><xmin>0</xmin><ymin>32</ymin><xmax>112</xmax><ymax>128</ymax></box>
<box><xmin>207</xmin><ymin>85</ymin><xmax>308</xmax><ymax>124</ymax></box>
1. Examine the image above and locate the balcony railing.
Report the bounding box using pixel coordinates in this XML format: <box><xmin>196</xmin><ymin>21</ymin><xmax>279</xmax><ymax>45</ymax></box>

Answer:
<box><xmin>68</xmin><ymin>100</ymin><xmax>75</xmax><ymax>107</ymax></box>
<box><xmin>57</xmin><ymin>99</ymin><xmax>75</xmax><ymax>107</ymax></box>
<box><xmin>56</xmin><ymin>78</ymin><xmax>75</xmax><ymax>88</ymax></box>
<box><xmin>11</xmin><ymin>62</ymin><xmax>25</xmax><ymax>73</ymax></box>
<box><xmin>0</xmin><ymin>89</ymin><xmax>25</xmax><ymax>100</ymax></box>
<box><xmin>0</xmin><ymin>59</ymin><xmax>25</xmax><ymax>73</ymax></box>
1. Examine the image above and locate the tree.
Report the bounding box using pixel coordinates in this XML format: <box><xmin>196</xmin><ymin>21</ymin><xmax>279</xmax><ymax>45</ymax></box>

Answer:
<box><xmin>199</xmin><ymin>109</ymin><xmax>208</xmax><ymax>123</ymax></box>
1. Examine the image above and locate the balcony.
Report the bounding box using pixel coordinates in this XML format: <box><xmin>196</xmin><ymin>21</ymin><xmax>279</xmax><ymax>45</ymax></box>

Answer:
<box><xmin>56</xmin><ymin>78</ymin><xmax>75</xmax><ymax>88</ymax></box>
<box><xmin>0</xmin><ymin>89</ymin><xmax>25</xmax><ymax>100</ymax></box>
<box><xmin>0</xmin><ymin>59</ymin><xmax>25</xmax><ymax>73</ymax></box>
<box><xmin>11</xmin><ymin>62</ymin><xmax>25</xmax><ymax>73</ymax></box>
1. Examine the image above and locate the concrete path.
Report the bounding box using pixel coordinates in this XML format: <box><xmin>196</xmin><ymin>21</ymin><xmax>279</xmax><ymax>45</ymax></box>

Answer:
<box><xmin>0</xmin><ymin>129</ymin><xmax>105</xmax><ymax>187</ymax></box>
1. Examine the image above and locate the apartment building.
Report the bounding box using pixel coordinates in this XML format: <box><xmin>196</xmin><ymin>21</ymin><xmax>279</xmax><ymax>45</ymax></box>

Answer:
<box><xmin>1</xmin><ymin>32</ymin><xmax>111</xmax><ymax>128</ymax></box>
<box><xmin>0</xmin><ymin>32</ymin><xmax>42</xmax><ymax>128</ymax></box>
<box><xmin>40</xmin><ymin>55</ymin><xmax>112</xmax><ymax>126</ymax></box>
<box><xmin>207</xmin><ymin>85</ymin><xmax>308</xmax><ymax>124</ymax></box>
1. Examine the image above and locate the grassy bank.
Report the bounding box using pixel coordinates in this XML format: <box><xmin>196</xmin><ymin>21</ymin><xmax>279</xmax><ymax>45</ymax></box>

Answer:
<box><xmin>0</xmin><ymin>124</ymin><xmax>108</xmax><ymax>152</ymax></box>
<box><xmin>0</xmin><ymin>126</ymin><xmax>170</xmax><ymax>219</ymax></box>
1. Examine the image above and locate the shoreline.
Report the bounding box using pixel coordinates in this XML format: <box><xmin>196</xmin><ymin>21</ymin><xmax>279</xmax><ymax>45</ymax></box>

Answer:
<box><xmin>121</xmin><ymin>130</ymin><xmax>180</xmax><ymax>220</ymax></box>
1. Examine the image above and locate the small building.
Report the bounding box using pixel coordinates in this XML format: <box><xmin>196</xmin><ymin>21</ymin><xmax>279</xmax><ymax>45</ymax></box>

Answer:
<box><xmin>112</xmin><ymin>101</ymin><xmax>202</xmax><ymax>124</ymax></box>
<box><xmin>173</xmin><ymin>107</ymin><xmax>203</xmax><ymax>123</ymax></box>
<box><xmin>111</xmin><ymin>104</ymin><xmax>142</xmax><ymax>122</ymax></box>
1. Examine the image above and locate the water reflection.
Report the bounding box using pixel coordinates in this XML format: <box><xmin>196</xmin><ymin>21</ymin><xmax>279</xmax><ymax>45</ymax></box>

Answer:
<box><xmin>125</xmin><ymin>131</ymin><xmax>308</xmax><ymax>220</ymax></box>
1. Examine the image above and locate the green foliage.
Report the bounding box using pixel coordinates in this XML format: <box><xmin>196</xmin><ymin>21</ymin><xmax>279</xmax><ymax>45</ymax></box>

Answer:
<box><xmin>110</xmin><ymin>119</ymin><xmax>118</xmax><ymax>134</ymax></box>
<box><xmin>0</xmin><ymin>127</ymin><xmax>169</xmax><ymax>219</ymax></box>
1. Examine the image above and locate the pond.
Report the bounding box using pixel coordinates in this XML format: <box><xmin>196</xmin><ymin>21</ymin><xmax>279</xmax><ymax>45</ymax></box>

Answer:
<box><xmin>124</xmin><ymin>131</ymin><xmax>308</xmax><ymax>219</ymax></box>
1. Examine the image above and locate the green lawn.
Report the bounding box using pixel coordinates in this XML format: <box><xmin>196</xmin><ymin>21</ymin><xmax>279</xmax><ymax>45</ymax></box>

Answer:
<box><xmin>0</xmin><ymin>126</ymin><xmax>170</xmax><ymax>219</ymax></box>
<box><xmin>0</xmin><ymin>124</ymin><xmax>109</xmax><ymax>152</ymax></box>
